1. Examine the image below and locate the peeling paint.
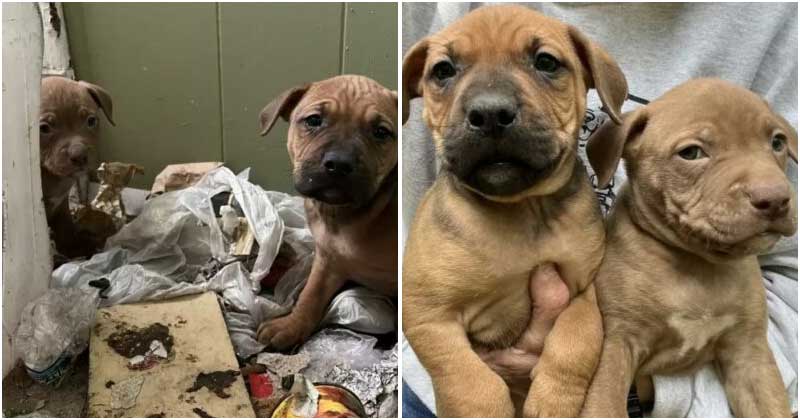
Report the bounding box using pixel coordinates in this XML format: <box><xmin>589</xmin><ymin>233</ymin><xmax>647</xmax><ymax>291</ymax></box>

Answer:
<box><xmin>47</xmin><ymin>3</ymin><xmax>61</xmax><ymax>38</ymax></box>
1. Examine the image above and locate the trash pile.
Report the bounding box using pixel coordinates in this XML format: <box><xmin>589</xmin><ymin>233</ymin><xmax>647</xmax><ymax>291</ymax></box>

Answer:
<box><xmin>14</xmin><ymin>165</ymin><xmax>397</xmax><ymax>417</ymax></box>
<box><xmin>64</xmin><ymin>162</ymin><xmax>145</xmax><ymax>260</ymax></box>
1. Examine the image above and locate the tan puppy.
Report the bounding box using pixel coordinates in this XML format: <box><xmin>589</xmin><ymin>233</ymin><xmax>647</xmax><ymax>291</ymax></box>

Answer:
<box><xmin>402</xmin><ymin>5</ymin><xmax>627</xmax><ymax>417</ymax></box>
<box><xmin>40</xmin><ymin>76</ymin><xmax>114</xmax><ymax>258</ymax></box>
<box><xmin>582</xmin><ymin>79</ymin><xmax>796</xmax><ymax>417</ymax></box>
<box><xmin>256</xmin><ymin>75</ymin><xmax>397</xmax><ymax>350</ymax></box>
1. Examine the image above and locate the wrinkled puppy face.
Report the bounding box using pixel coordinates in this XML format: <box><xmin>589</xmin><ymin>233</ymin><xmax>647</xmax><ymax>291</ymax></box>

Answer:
<box><xmin>588</xmin><ymin>79</ymin><xmax>798</xmax><ymax>261</ymax></box>
<box><xmin>403</xmin><ymin>5</ymin><xmax>626</xmax><ymax>201</ymax></box>
<box><xmin>39</xmin><ymin>77</ymin><xmax>115</xmax><ymax>178</ymax></box>
<box><xmin>259</xmin><ymin>75</ymin><xmax>397</xmax><ymax>207</ymax></box>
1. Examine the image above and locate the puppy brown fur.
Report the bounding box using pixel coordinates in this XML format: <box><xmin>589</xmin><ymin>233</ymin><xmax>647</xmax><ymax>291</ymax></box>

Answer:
<box><xmin>39</xmin><ymin>76</ymin><xmax>114</xmax><ymax>257</ymax></box>
<box><xmin>582</xmin><ymin>78</ymin><xmax>796</xmax><ymax>417</ymax></box>
<box><xmin>257</xmin><ymin>75</ymin><xmax>397</xmax><ymax>350</ymax></box>
<box><xmin>402</xmin><ymin>5</ymin><xmax>627</xmax><ymax>417</ymax></box>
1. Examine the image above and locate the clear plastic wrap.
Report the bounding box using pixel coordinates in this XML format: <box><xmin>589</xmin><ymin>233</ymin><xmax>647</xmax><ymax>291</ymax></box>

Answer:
<box><xmin>13</xmin><ymin>288</ymin><xmax>100</xmax><ymax>385</ymax></box>
<box><xmin>321</xmin><ymin>287</ymin><xmax>396</xmax><ymax>335</ymax></box>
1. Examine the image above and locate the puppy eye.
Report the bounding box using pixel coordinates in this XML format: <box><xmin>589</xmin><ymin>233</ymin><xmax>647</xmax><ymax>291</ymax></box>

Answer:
<box><xmin>677</xmin><ymin>145</ymin><xmax>708</xmax><ymax>160</ymax></box>
<box><xmin>533</xmin><ymin>53</ymin><xmax>561</xmax><ymax>73</ymax></box>
<box><xmin>40</xmin><ymin>122</ymin><xmax>52</xmax><ymax>135</ymax></box>
<box><xmin>432</xmin><ymin>61</ymin><xmax>456</xmax><ymax>81</ymax></box>
<box><xmin>87</xmin><ymin>115</ymin><xmax>98</xmax><ymax>128</ymax></box>
<box><xmin>771</xmin><ymin>134</ymin><xmax>787</xmax><ymax>152</ymax></box>
<box><xmin>304</xmin><ymin>114</ymin><xmax>323</xmax><ymax>128</ymax></box>
<box><xmin>373</xmin><ymin>126</ymin><xmax>393</xmax><ymax>141</ymax></box>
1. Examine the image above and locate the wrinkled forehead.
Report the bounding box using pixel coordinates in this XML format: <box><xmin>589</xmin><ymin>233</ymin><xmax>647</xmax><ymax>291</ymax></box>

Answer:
<box><xmin>298</xmin><ymin>77</ymin><xmax>396</xmax><ymax>123</ymax></box>
<box><xmin>430</xmin><ymin>7</ymin><xmax>570</xmax><ymax>62</ymax></box>
<box><xmin>650</xmin><ymin>86</ymin><xmax>786</xmax><ymax>141</ymax></box>
<box><xmin>41</xmin><ymin>79</ymin><xmax>96</xmax><ymax>114</ymax></box>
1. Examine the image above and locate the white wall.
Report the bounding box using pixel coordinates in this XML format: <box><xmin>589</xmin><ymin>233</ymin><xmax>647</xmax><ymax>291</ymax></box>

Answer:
<box><xmin>39</xmin><ymin>2</ymin><xmax>74</xmax><ymax>78</ymax></box>
<box><xmin>2</xmin><ymin>2</ymin><xmax>52</xmax><ymax>377</ymax></box>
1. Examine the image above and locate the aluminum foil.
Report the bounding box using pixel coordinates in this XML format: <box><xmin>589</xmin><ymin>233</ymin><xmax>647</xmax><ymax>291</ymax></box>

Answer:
<box><xmin>298</xmin><ymin>329</ymin><xmax>398</xmax><ymax>417</ymax></box>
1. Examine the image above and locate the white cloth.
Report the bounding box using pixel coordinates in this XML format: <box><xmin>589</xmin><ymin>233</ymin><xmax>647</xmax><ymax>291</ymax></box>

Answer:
<box><xmin>401</xmin><ymin>3</ymin><xmax>798</xmax><ymax>417</ymax></box>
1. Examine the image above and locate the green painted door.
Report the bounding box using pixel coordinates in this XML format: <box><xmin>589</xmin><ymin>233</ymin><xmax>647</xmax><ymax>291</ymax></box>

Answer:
<box><xmin>63</xmin><ymin>2</ymin><xmax>397</xmax><ymax>191</ymax></box>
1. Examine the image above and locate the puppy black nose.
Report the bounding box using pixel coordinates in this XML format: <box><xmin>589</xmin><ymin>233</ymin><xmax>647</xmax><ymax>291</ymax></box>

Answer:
<box><xmin>322</xmin><ymin>152</ymin><xmax>354</xmax><ymax>177</ymax></box>
<box><xmin>747</xmin><ymin>183</ymin><xmax>791</xmax><ymax>219</ymax></box>
<box><xmin>68</xmin><ymin>144</ymin><xmax>89</xmax><ymax>167</ymax></box>
<box><xmin>466</xmin><ymin>93</ymin><xmax>518</xmax><ymax>134</ymax></box>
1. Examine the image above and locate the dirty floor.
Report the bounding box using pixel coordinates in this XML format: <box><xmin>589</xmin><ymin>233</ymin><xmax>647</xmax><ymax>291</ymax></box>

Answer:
<box><xmin>2</xmin><ymin>351</ymin><xmax>89</xmax><ymax>418</ymax></box>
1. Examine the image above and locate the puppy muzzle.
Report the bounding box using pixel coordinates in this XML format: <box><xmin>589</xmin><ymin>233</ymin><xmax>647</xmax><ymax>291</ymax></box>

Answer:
<box><xmin>442</xmin><ymin>129</ymin><xmax>562</xmax><ymax>197</ymax></box>
<box><xmin>44</xmin><ymin>137</ymin><xmax>92</xmax><ymax>177</ymax></box>
<box><xmin>294</xmin><ymin>163</ymin><xmax>373</xmax><ymax>206</ymax></box>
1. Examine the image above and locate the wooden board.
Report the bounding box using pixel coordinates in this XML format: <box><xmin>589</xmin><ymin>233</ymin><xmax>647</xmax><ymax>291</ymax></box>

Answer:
<box><xmin>87</xmin><ymin>292</ymin><xmax>255</xmax><ymax>418</ymax></box>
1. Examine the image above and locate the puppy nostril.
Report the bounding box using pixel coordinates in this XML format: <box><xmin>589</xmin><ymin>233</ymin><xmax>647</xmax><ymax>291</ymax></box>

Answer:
<box><xmin>71</xmin><ymin>155</ymin><xmax>88</xmax><ymax>166</ymax></box>
<box><xmin>324</xmin><ymin>159</ymin><xmax>352</xmax><ymax>175</ymax></box>
<box><xmin>468</xmin><ymin>111</ymin><xmax>485</xmax><ymax>129</ymax></box>
<box><xmin>497</xmin><ymin>109</ymin><xmax>515</xmax><ymax>126</ymax></box>
<box><xmin>752</xmin><ymin>200</ymin><xmax>772</xmax><ymax>211</ymax></box>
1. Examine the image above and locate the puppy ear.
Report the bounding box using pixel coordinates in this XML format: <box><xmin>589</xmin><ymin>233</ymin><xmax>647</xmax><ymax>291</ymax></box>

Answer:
<box><xmin>390</xmin><ymin>89</ymin><xmax>399</xmax><ymax>114</ymax></box>
<box><xmin>586</xmin><ymin>108</ymin><xmax>648</xmax><ymax>188</ymax></box>
<box><xmin>259</xmin><ymin>84</ymin><xmax>311</xmax><ymax>137</ymax></box>
<box><xmin>78</xmin><ymin>81</ymin><xmax>115</xmax><ymax>126</ymax></box>
<box><xmin>402</xmin><ymin>38</ymin><xmax>429</xmax><ymax>124</ymax></box>
<box><xmin>568</xmin><ymin>26</ymin><xmax>628</xmax><ymax>125</ymax></box>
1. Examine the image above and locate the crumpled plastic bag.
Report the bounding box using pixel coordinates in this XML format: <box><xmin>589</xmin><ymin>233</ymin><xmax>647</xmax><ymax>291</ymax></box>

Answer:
<box><xmin>321</xmin><ymin>287</ymin><xmax>396</xmax><ymax>335</ymax></box>
<box><xmin>13</xmin><ymin>288</ymin><xmax>100</xmax><ymax>385</ymax></box>
<box><xmin>302</xmin><ymin>329</ymin><xmax>385</xmax><ymax>372</ymax></box>
<box><xmin>105</xmin><ymin>167</ymin><xmax>288</xmax><ymax>287</ymax></box>
<box><xmin>52</xmin><ymin>247</ymin><xmax>223</xmax><ymax>305</ymax></box>
<box><xmin>48</xmin><ymin>166</ymin><xmax>394</xmax><ymax>361</ymax></box>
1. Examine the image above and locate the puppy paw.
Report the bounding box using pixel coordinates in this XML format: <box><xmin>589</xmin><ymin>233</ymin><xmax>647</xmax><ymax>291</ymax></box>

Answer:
<box><xmin>435</xmin><ymin>371</ymin><xmax>515</xmax><ymax>418</ymax></box>
<box><xmin>523</xmin><ymin>396</ymin><xmax>582</xmax><ymax>418</ymax></box>
<box><xmin>524</xmin><ymin>372</ymin><xmax>586</xmax><ymax>417</ymax></box>
<box><xmin>256</xmin><ymin>314</ymin><xmax>314</xmax><ymax>350</ymax></box>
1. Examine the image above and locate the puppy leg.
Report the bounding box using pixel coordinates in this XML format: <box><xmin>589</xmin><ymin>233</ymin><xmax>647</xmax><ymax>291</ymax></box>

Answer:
<box><xmin>581</xmin><ymin>337</ymin><xmax>634</xmax><ymax>417</ymax></box>
<box><xmin>717</xmin><ymin>333</ymin><xmax>791</xmax><ymax>417</ymax></box>
<box><xmin>407</xmin><ymin>321</ymin><xmax>515</xmax><ymax>417</ymax></box>
<box><xmin>257</xmin><ymin>254</ymin><xmax>345</xmax><ymax>350</ymax></box>
<box><xmin>523</xmin><ymin>283</ymin><xmax>603</xmax><ymax>417</ymax></box>
<box><xmin>49</xmin><ymin>199</ymin><xmax>88</xmax><ymax>258</ymax></box>
<box><xmin>479</xmin><ymin>264</ymin><xmax>569</xmax><ymax>374</ymax></box>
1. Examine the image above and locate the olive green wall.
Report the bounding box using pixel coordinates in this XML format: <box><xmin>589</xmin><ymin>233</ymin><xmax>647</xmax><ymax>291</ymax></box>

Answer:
<box><xmin>63</xmin><ymin>2</ymin><xmax>397</xmax><ymax>192</ymax></box>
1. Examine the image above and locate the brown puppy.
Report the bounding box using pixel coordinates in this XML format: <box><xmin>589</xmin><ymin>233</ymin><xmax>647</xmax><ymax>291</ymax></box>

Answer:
<box><xmin>39</xmin><ymin>76</ymin><xmax>114</xmax><ymax>257</ymax></box>
<box><xmin>582</xmin><ymin>79</ymin><xmax>796</xmax><ymax>417</ymax></box>
<box><xmin>257</xmin><ymin>75</ymin><xmax>397</xmax><ymax>350</ymax></box>
<box><xmin>402</xmin><ymin>5</ymin><xmax>627</xmax><ymax>417</ymax></box>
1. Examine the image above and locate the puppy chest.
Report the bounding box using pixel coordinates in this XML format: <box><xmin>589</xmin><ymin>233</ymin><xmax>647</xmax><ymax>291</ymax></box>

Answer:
<box><xmin>317</xmin><ymin>231</ymin><xmax>395</xmax><ymax>282</ymax></box>
<box><xmin>463</xmin><ymin>276</ymin><xmax>531</xmax><ymax>348</ymax></box>
<box><xmin>639</xmin><ymin>311</ymin><xmax>739</xmax><ymax>375</ymax></box>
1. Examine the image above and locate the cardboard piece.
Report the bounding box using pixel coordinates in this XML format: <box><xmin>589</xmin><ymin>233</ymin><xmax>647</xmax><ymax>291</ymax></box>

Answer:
<box><xmin>87</xmin><ymin>292</ymin><xmax>255</xmax><ymax>417</ymax></box>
